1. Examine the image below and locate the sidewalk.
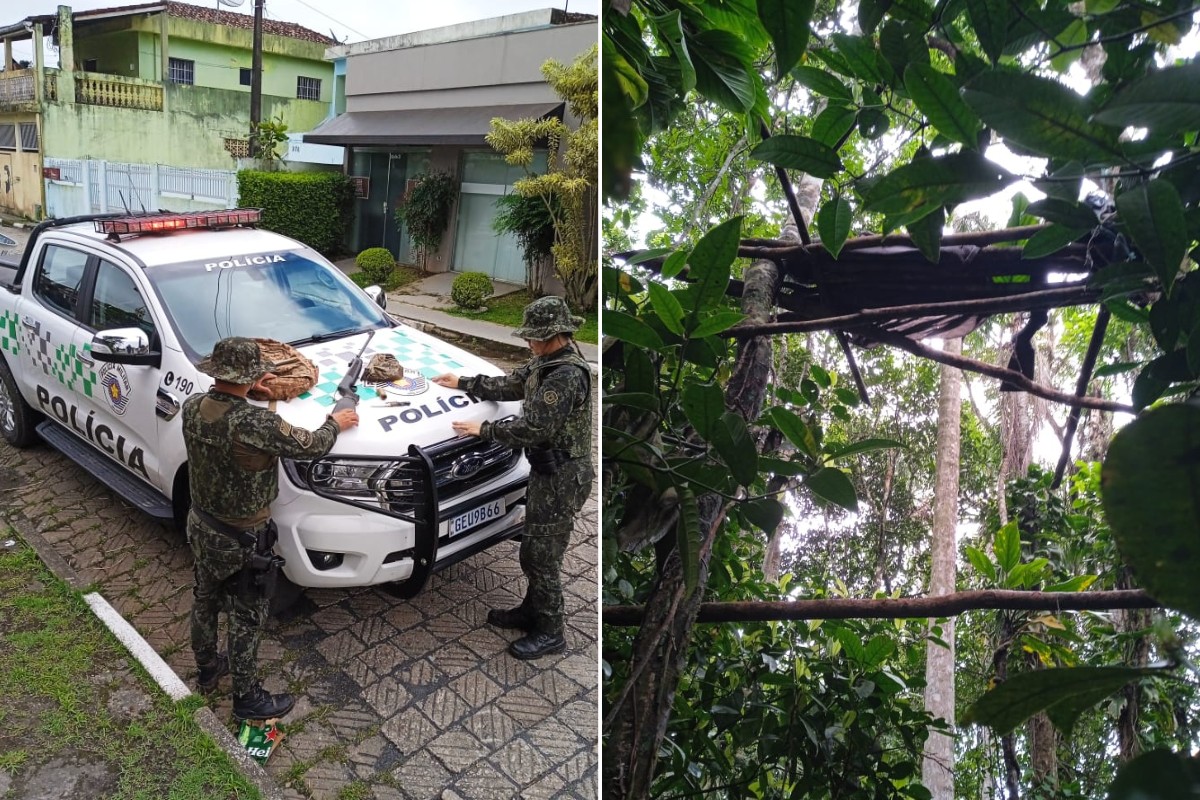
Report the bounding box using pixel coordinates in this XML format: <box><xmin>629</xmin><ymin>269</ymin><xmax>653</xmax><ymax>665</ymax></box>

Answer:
<box><xmin>332</xmin><ymin>258</ymin><xmax>599</xmax><ymax>366</ymax></box>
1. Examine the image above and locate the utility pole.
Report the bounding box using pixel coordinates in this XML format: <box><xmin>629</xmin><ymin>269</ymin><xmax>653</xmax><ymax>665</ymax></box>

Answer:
<box><xmin>249</xmin><ymin>0</ymin><xmax>263</xmax><ymax>158</ymax></box>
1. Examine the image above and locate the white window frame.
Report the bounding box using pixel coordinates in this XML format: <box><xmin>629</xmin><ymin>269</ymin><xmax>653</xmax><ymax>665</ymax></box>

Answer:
<box><xmin>169</xmin><ymin>58</ymin><xmax>194</xmax><ymax>85</ymax></box>
<box><xmin>296</xmin><ymin>76</ymin><xmax>321</xmax><ymax>101</ymax></box>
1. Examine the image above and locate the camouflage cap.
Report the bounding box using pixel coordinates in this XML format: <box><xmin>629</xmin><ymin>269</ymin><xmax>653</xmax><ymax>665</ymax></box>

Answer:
<box><xmin>512</xmin><ymin>296</ymin><xmax>583</xmax><ymax>341</ymax></box>
<box><xmin>196</xmin><ymin>337</ymin><xmax>275</xmax><ymax>384</ymax></box>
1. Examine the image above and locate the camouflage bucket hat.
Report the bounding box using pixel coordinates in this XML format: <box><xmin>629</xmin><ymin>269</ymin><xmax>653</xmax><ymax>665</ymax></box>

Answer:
<box><xmin>512</xmin><ymin>296</ymin><xmax>583</xmax><ymax>341</ymax></box>
<box><xmin>196</xmin><ymin>337</ymin><xmax>275</xmax><ymax>384</ymax></box>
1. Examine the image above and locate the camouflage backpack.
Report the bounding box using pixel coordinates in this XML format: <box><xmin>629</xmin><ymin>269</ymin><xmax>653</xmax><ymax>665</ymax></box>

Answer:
<box><xmin>247</xmin><ymin>338</ymin><xmax>318</xmax><ymax>402</ymax></box>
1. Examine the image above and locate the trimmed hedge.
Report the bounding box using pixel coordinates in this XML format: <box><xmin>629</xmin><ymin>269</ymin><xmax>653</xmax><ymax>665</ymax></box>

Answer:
<box><xmin>451</xmin><ymin>271</ymin><xmax>494</xmax><ymax>310</ymax></box>
<box><xmin>237</xmin><ymin>170</ymin><xmax>354</xmax><ymax>255</ymax></box>
<box><xmin>356</xmin><ymin>247</ymin><xmax>395</xmax><ymax>285</ymax></box>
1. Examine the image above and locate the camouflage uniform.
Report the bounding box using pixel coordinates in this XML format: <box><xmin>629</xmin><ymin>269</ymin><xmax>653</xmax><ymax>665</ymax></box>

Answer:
<box><xmin>184</xmin><ymin>338</ymin><xmax>340</xmax><ymax>699</ymax></box>
<box><xmin>460</xmin><ymin>297</ymin><xmax>593</xmax><ymax>641</ymax></box>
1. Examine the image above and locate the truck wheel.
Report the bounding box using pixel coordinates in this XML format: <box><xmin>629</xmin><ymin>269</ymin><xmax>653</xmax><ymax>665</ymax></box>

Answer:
<box><xmin>0</xmin><ymin>357</ymin><xmax>39</xmax><ymax>448</ymax></box>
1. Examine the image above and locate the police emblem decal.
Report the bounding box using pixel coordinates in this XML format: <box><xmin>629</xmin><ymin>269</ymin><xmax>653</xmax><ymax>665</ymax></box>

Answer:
<box><xmin>374</xmin><ymin>369</ymin><xmax>428</xmax><ymax>396</ymax></box>
<box><xmin>99</xmin><ymin>363</ymin><xmax>132</xmax><ymax>415</ymax></box>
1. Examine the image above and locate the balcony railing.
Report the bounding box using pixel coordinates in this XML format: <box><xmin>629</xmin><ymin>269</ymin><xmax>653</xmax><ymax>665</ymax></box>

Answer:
<box><xmin>0</xmin><ymin>69</ymin><xmax>35</xmax><ymax>106</ymax></box>
<box><xmin>76</xmin><ymin>72</ymin><xmax>162</xmax><ymax>111</ymax></box>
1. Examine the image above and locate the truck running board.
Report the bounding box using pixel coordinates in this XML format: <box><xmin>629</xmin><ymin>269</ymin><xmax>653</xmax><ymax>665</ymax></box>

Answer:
<box><xmin>36</xmin><ymin>421</ymin><xmax>174</xmax><ymax>519</ymax></box>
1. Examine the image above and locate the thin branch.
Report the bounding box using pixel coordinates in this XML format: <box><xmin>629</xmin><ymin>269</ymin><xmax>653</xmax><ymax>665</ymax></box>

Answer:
<box><xmin>1038</xmin><ymin>6</ymin><xmax>1200</xmax><ymax>65</ymax></box>
<box><xmin>759</xmin><ymin>120</ymin><xmax>812</xmax><ymax>245</ymax></box>
<box><xmin>867</xmin><ymin>326</ymin><xmax>1134</xmax><ymax>413</ymax></box>
<box><xmin>602</xmin><ymin>589</ymin><xmax>1159</xmax><ymax>626</ymax></box>
<box><xmin>727</xmin><ymin>286</ymin><xmax>1099</xmax><ymax>337</ymax></box>
<box><xmin>1053</xmin><ymin>305</ymin><xmax>1111</xmax><ymax>488</ymax></box>
<box><xmin>737</xmin><ymin>224</ymin><xmax>1055</xmax><ymax>258</ymax></box>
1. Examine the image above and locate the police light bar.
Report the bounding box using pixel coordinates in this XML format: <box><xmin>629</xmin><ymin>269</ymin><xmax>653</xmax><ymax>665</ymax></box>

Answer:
<box><xmin>95</xmin><ymin>209</ymin><xmax>263</xmax><ymax>240</ymax></box>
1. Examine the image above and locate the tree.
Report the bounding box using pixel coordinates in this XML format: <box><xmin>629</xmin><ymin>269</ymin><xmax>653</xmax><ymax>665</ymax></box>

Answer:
<box><xmin>603</xmin><ymin>0</ymin><xmax>1200</xmax><ymax>796</ymax></box>
<box><xmin>488</xmin><ymin>45</ymin><xmax>597</xmax><ymax>311</ymax></box>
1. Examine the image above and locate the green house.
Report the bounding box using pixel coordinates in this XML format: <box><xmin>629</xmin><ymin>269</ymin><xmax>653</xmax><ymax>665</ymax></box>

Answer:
<box><xmin>0</xmin><ymin>2</ymin><xmax>336</xmax><ymax>219</ymax></box>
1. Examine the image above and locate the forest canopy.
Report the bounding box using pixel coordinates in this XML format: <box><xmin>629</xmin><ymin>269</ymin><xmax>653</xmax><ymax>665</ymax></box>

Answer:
<box><xmin>601</xmin><ymin>0</ymin><xmax>1200</xmax><ymax>797</ymax></box>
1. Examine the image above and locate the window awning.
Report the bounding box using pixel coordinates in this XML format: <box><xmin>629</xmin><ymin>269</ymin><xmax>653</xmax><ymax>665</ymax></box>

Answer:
<box><xmin>302</xmin><ymin>102</ymin><xmax>565</xmax><ymax>147</ymax></box>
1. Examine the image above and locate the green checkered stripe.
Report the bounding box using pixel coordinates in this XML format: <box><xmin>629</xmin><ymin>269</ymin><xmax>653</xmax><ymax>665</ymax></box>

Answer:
<box><xmin>20</xmin><ymin>320</ymin><xmax>96</xmax><ymax>397</ymax></box>
<box><xmin>0</xmin><ymin>310</ymin><xmax>18</xmax><ymax>357</ymax></box>
<box><xmin>297</xmin><ymin>328</ymin><xmax>468</xmax><ymax>407</ymax></box>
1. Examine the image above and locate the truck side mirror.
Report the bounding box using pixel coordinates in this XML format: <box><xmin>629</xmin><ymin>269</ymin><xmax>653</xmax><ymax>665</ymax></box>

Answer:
<box><xmin>90</xmin><ymin>327</ymin><xmax>160</xmax><ymax>367</ymax></box>
<box><xmin>364</xmin><ymin>285</ymin><xmax>387</xmax><ymax>310</ymax></box>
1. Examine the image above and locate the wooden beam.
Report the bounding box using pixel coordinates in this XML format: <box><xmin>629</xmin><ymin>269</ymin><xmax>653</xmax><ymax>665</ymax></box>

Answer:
<box><xmin>603</xmin><ymin>589</ymin><xmax>1159</xmax><ymax>626</ymax></box>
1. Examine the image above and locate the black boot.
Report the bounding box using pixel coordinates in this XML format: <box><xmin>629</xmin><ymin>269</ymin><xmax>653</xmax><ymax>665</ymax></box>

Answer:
<box><xmin>487</xmin><ymin>605</ymin><xmax>534</xmax><ymax>631</ymax></box>
<box><xmin>232</xmin><ymin>684</ymin><xmax>295</xmax><ymax>721</ymax></box>
<box><xmin>508</xmin><ymin>631</ymin><xmax>566</xmax><ymax>660</ymax></box>
<box><xmin>196</xmin><ymin>653</ymin><xmax>229</xmax><ymax>694</ymax></box>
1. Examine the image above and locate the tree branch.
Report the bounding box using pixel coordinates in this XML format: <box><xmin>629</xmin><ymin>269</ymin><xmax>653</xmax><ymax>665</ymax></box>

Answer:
<box><xmin>603</xmin><ymin>589</ymin><xmax>1159</xmax><ymax>626</ymax></box>
<box><xmin>866</xmin><ymin>327</ymin><xmax>1134</xmax><ymax>413</ymax></box>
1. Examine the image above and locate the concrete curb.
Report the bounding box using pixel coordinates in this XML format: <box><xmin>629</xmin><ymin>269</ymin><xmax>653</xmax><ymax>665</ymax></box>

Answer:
<box><xmin>5</xmin><ymin>512</ymin><xmax>284</xmax><ymax>799</ymax></box>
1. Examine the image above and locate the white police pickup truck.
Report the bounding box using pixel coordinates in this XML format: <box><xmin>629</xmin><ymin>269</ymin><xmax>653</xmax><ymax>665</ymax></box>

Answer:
<box><xmin>0</xmin><ymin>209</ymin><xmax>528</xmax><ymax>596</ymax></box>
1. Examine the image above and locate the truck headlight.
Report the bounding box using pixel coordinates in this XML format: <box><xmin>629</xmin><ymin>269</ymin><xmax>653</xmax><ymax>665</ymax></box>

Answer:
<box><xmin>284</xmin><ymin>458</ymin><xmax>390</xmax><ymax>498</ymax></box>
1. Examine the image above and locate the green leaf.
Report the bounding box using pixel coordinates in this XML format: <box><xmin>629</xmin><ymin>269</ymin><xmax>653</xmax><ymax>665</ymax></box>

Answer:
<box><xmin>861</xmin><ymin>151</ymin><xmax>1013</xmax><ymax>218</ymax></box>
<box><xmin>647</xmin><ymin>282</ymin><xmax>685</xmax><ymax>336</ymax></box>
<box><xmin>791</xmin><ymin>66</ymin><xmax>853</xmax><ymax>104</ymax></box>
<box><xmin>1026</xmin><ymin>198</ymin><xmax>1099</xmax><ymax>229</ymax></box>
<box><xmin>661</xmin><ymin>249</ymin><xmax>689</xmax><ymax>279</ymax></box>
<box><xmin>677</xmin><ymin>486</ymin><xmax>701</xmax><ymax>593</ymax></box>
<box><xmin>690</xmin><ymin>29</ymin><xmax>759</xmax><ymax>114</ymax></box>
<box><xmin>961</xmin><ymin>666</ymin><xmax>1161</xmax><ymax>735</ymax></box>
<box><xmin>712</xmin><ymin>411</ymin><xmax>759</xmax><ymax>487</ymax></box>
<box><xmin>1022</xmin><ymin>224</ymin><xmax>1087</xmax><ymax>259</ymax></box>
<box><xmin>967</xmin><ymin>0</ymin><xmax>1013</xmax><ymax>63</ymax></box>
<box><xmin>858</xmin><ymin>0</ymin><xmax>891</xmax><ymax>35</ymax></box>
<box><xmin>907</xmin><ymin>205</ymin><xmax>944</xmax><ymax>264</ymax></box>
<box><xmin>825</xmin><ymin>437</ymin><xmax>904</xmax><ymax>460</ymax></box>
<box><xmin>880</xmin><ymin>20</ymin><xmax>929</xmax><ymax>79</ymax></box>
<box><xmin>805</xmin><ymin>467</ymin><xmax>858</xmax><ymax>512</ymax></box>
<box><xmin>681</xmin><ymin>382</ymin><xmax>726</xmax><ymax>441</ymax></box>
<box><xmin>759</xmin><ymin>455</ymin><xmax>808</xmax><ymax>476</ymax></box>
<box><xmin>904</xmin><ymin>64</ymin><xmax>981</xmax><ymax>148</ymax></box>
<box><xmin>1085</xmin><ymin>0</ymin><xmax>1120</xmax><ymax>12</ymax></box>
<box><xmin>1034</xmin><ymin>162</ymin><xmax>1085</xmax><ymax>202</ymax></box>
<box><xmin>688</xmin><ymin>216</ymin><xmax>743</xmax><ymax>312</ymax></box>
<box><xmin>758</xmin><ymin>0</ymin><xmax>815</xmax><ymax>78</ymax></box>
<box><xmin>963</xmin><ymin>69</ymin><xmax>1125</xmax><ymax>163</ymax></box>
<box><xmin>1045</xmin><ymin>574</ymin><xmax>1098</xmax><ymax>593</ymax></box>
<box><xmin>648</xmin><ymin>11</ymin><xmax>696</xmax><ymax>94</ymax></box>
<box><xmin>685</xmin><ymin>311</ymin><xmax>744</xmax><ymax>339</ymax></box>
<box><xmin>750</xmin><ymin>135</ymin><xmax>844</xmax><ymax>178</ymax></box>
<box><xmin>817</xmin><ymin>197</ymin><xmax>853</xmax><ymax>259</ymax></box>
<box><xmin>742</xmin><ymin>497</ymin><xmax>785</xmax><ymax>535</ymax></box>
<box><xmin>831</xmin><ymin>33</ymin><xmax>887</xmax><ymax>84</ymax></box>
<box><xmin>1103</xmin><ymin>403</ymin><xmax>1200</xmax><ymax>619</ymax></box>
<box><xmin>767</xmin><ymin>406</ymin><xmax>819</xmax><ymax>457</ymax></box>
<box><xmin>602</xmin><ymin>392</ymin><xmax>660</xmax><ymax>413</ymax></box>
<box><xmin>1108</xmin><ymin>749</ymin><xmax>1200</xmax><ymax>799</ymax></box>
<box><xmin>607</xmin><ymin>41</ymin><xmax>649</xmax><ymax>108</ymax></box>
<box><xmin>993</xmin><ymin>520</ymin><xmax>1021</xmax><ymax>573</ymax></box>
<box><xmin>1116</xmin><ymin>180</ymin><xmax>1188</xmax><ymax>296</ymax></box>
<box><xmin>964</xmin><ymin>545</ymin><xmax>998</xmax><ymax>583</ymax></box>
<box><xmin>863</xmin><ymin>635</ymin><xmax>895</xmax><ymax>667</ymax></box>
<box><xmin>1049</xmin><ymin>18</ymin><xmax>1088</xmax><ymax>73</ymax></box>
<box><xmin>605</xmin><ymin>310</ymin><xmax>665</xmax><ymax>350</ymax></box>
<box><xmin>625</xmin><ymin>247</ymin><xmax>674</xmax><ymax>265</ymax></box>
<box><xmin>1094</xmin><ymin>62</ymin><xmax>1200</xmax><ymax>136</ymax></box>
<box><xmin>624</xmin><ymin>345</ymin><xmax>655</xmax><ymax>395</ymax></box>
<box><xmin>811</xmin><ymin>105</ymin><xmax>857</xmax><ymax>148</ymax></box>
<box><xmin>858</xmin><ymin>108</ymin><xmax>890</xmax><ymax>140</ymax></box>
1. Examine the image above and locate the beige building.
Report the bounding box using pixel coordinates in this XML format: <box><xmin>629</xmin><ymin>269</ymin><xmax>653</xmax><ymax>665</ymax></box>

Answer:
<box><xmin>305</xmin><ymin>9</ymin><xmax>595</xmax><ymax>285</ymax></box>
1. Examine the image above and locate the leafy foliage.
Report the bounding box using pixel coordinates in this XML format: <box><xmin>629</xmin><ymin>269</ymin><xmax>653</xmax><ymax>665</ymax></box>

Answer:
<box><xmin>449</xmin><ymin>271</ymin><xmax>494</xmax><ymax>311</ymax></box>
<box><xmin>488</xmin><ymin>45</ymin><xmax>597</xmax><ymax>311</ymax></box>
<box><xmin>493</xmin><ymin>190</ymin><xmax>558</xmax><ymax>294</ymax></box>
<box><xmin>394</xmin><ymin>171</ymin><xmax>458</xmax><ymax>265</ymax></box>
<box><xmin>237</xmin><ymin>170</ymin><xmax>353</xmax><ymax>255</ymax></box>
<box><xmin>354</xmin><ymin>247</ymin><xmax>395</xmax><ymax>286</ymax></box>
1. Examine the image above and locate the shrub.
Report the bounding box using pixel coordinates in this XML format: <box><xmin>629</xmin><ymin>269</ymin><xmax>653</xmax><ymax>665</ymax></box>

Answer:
<box><xmin>355</xmin><ymin>247</ymin><xmax>395</xmax><ymax>285</ymax></box>
<box><xmin>394</xmin><ymin>172</ymin><xmax>458</xmax><ymax>264</ymax></box>
<box><xmin>451</xmin><ymin>271</ymin><xmax>494</xmax><ymax>310</ymax></box>
<box><xmin>238</xmin><ymin>170</ymin><xmax>354</xmax><ymax>255</ymax></box>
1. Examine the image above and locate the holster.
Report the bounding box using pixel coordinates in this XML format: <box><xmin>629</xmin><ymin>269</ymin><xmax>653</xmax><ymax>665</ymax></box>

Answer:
<box><xmin>194</xmin><ymin>508</ymin><xmax>285</xmax><ymax>600</ymax></box>
<box><xmin>525</xmin><ymin>447</ymin><xmax>571</xmax><ymax>476</ymax></box>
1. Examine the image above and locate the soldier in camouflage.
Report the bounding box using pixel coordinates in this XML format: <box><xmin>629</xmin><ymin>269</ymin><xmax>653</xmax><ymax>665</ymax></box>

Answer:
<box><xmin>433</xmin><ymin>296</ymin><xmax>593</xmax><ymax>660</ymax></box>
<box><xmin>185</xmin><ymin>337</ymin><xmax>358</xmax><ymax>720</ymax></box>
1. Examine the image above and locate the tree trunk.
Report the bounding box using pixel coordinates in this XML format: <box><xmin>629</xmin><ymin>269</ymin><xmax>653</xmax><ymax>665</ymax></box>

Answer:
<box><xmin>603</xmin><ymin>215</ymin><xmax>793</xmax><ymax>798</ymax></box>
<box><xmin>1116</xmin><ymin>566</ymin><xmax>1150</xmax><ymax>762</ymax></box>
<box><xmin>923</xmin><ymin>338</ymin><xmax>962</xmax><ymax>799</ymax></box>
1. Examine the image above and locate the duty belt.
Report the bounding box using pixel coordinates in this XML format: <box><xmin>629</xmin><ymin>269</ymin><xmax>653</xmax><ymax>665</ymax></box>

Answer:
<box><xmin>191</xmin><ymin>506</ymin><xmax>260</xmax><ymax>549</ymax></box>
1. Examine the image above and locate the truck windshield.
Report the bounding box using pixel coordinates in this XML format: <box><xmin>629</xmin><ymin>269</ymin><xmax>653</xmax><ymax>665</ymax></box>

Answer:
<box><xmin>146</xmin><ymin>250</ymin><xmax>391</xmax><ymax>358</ymax></box>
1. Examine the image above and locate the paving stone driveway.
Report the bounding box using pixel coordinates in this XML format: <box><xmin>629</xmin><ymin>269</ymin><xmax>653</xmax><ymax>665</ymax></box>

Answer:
<box><xmin>0</xmin><ymin>349</ymin><xmax>598</xmax><ymax>799</ymax></box>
